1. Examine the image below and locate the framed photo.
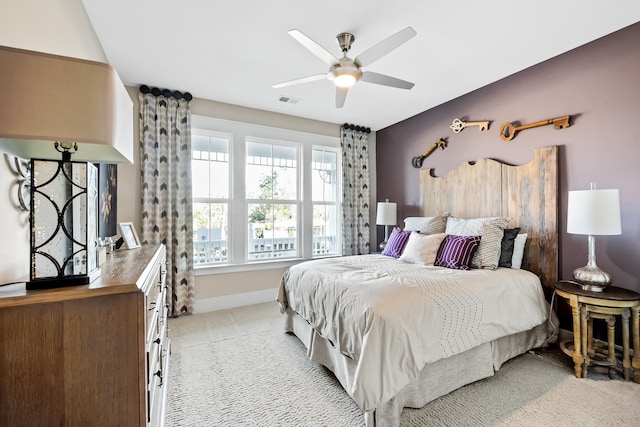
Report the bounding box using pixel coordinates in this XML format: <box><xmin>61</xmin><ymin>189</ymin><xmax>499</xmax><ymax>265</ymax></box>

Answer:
<box><xmin>118</xmin><ymin>222</ymin><xmax>141</xmax><ymax>249</ymax></box>
<box><xmin>98</xmin><ymin>164</ymin><xmax>118</xmax><ymax>238</ymax></box>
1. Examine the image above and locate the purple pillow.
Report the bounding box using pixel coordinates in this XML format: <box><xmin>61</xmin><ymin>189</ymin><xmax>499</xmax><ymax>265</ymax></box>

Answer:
<box><xmin>381</xmin><ymin>228</ymin><xmax>412</xmax><ymax>258</ymax></box>
<box><xmin>434</xmin><ymin>235</ymin><xmax>482</xmax><ymax>270</ymax></box>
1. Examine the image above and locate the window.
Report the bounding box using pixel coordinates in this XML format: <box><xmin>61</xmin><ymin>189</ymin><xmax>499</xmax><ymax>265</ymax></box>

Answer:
<box><xmin>192</xmin><ymin>132</ymin><xmax>230</xmax><ymax>264</ymax></box>
<box><xmin>191</xmin><ymin>116</ymin><xmax>340</xmax><ymax>270</ymax></box>
<box><xmin>246</xmin><ymin>141</ymin><xmax>298</xmax><ymax>260</ymax></box>
<box><xmin>312</xmin><ymin>148</ymin><xmax>339</xmax><ymax>256</ymax></box>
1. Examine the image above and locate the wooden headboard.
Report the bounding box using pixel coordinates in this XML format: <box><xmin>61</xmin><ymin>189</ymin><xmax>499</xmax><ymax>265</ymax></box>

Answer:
<box><xmin>420</xmin><ymin>145</ymin><xmax>558</xmax><ymax>288</ymax></box>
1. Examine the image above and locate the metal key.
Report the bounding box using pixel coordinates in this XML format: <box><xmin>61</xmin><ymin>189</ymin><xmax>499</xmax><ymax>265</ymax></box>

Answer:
<box><xmin>411</xmin><ymin>138</ymin><xmax>447</xmax><ymax>168</ymax></box>
<box><xmin>499</xmin><ymin>115</ymin><xmax>571</xmax><ymax>141</ymax></box>
<box><xmin>449</xmin><ymin>118</ymin><xmax>490</xmax><ymax>133</ymax></box>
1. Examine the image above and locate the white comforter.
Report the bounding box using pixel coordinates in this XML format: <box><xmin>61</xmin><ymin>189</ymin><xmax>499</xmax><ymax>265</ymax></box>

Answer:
<box><xmin>277</xmin><ymin>254</ymin><xmax>549</xmax><ymax>411</ymax></box>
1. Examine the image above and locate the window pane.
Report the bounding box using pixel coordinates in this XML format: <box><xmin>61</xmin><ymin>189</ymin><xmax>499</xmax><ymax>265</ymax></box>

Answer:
<box><xmin>276</xmin><ymin>166</ymin><xmax>296</xmax><ymax>199</ymax></box>
<box><xmin>313</xmin><ymin>204</ymin><xmax>338</xmax><ymax>256</ymax></box>
<box><xmin>192</xmin><ymin>158</ymin><xmax>210</xmax><ymax>199</ymax></box>
<box><xmin>246</xmin><ymin>163</ymin><xmax>274</xmax><ymax>199</ymax></box>
<box><xmin>192</xmin><ymin>134</ymin><xmax>229</xmax><ymax>199</ymax></box>
<box><xmin>247</xmin><ymin>141</ymin><xmax>297</xmax><ymax>200</ymax></box>
<box><xmin>248</xmin><ymin>203</ymin><xmax>297</xmax><ymax>260</ymax></box>
<box><xmin>312</xmin><ymin>149</ymin><xmax>337</xmax><ymax>202</ymax></box>
<box><xmin>208</xmin><ymin>160</ymin><xmax>229</xmax><ymax>199</ymax></box>
<box><xmin>193</xmin><ymin>202</ymin><xmax>229</xmax><ymax>264</ymax></box>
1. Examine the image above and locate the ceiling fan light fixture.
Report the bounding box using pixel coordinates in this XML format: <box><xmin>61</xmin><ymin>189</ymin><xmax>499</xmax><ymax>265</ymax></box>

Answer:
<box><xmin>334</xmin><ymin>73</ymin><xmax>357</xmax><ymax>88</ymax></box>
<box><xmin>328</xmin><ymin>59</ymin><xmax>362</xmax><ymax>88</ymax></box>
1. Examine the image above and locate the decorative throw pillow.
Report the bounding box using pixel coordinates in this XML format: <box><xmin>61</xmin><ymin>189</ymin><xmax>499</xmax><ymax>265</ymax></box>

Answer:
<box><xmin>434</xmin><ymin>235</ymin><xmax>482</xmax><ymax>270</ymax></box>
<box><xmin>499</xmin><ymin>227</ymin><xmax>521</xmax><ymax>268</ymax></box>
<box><xmin>381</xmin><ymin>228</ymin><xmax>412</xmax><ymax>258</ymax></box>
<box><xmin>398</xmin><ymin>232</ymin><xmax>447</xmax><ymax>265</ymax></box>
<box><xmin>511</xmin><ymin>233</ymin><xmax>528</xmax><ymax>269</ymax></box>
<box><xmin>445</xmin><ymin>217</ymin><xmax>510</xmax><ymax>270</ymax></box>
<box><xmin>403</xmin><ymin>216</ymin><xmax>447</xmax><ymax>235</ymax></box>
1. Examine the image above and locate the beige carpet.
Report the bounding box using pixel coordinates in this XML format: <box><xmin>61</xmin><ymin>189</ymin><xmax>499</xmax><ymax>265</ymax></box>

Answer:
<box><xmin>167</xmin><ymin>302</ymin><xmax>640</xmax><ymax>426</ymax></box>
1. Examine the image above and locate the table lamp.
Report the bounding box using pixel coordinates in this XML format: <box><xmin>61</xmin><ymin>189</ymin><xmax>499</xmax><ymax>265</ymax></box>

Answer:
<box><xmin>566</xmin><ymin>185</ymin><xmax>621</xmax><ymax>292</ymax></box>
<box><xmin>376</xmin><ymin>199</ymin><xmax>397</xmax><ymax>251</ymax></box>
<box><xmin>0</xmin><ymin>46</ymin><xmax>133</xmax><ymax>289</ymax></box>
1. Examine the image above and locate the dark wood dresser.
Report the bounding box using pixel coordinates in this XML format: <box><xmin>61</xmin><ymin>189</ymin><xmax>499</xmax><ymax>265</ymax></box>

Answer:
<box><xmin>0</xmin><ymin>244</ymin><xmax>169</xmax><ymax>427</ymax></box>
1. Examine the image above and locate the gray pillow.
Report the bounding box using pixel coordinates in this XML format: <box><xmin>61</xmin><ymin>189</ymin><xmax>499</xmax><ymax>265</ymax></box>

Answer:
<box><xmin>403</xmin><ymin>216</ymin><xmax>447</xmax><ymax>234</ymax></box>
<box><xmin>445</xmin><ymin>216</ymin><xmax>511</xmax><ymax>270</ymax></box>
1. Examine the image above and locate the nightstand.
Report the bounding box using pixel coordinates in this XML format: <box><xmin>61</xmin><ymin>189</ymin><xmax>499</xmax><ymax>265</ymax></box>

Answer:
<box><xmin>554</xmin><ymin>280</ymin><xmax>640</xmax><ymax>382</ymax></box>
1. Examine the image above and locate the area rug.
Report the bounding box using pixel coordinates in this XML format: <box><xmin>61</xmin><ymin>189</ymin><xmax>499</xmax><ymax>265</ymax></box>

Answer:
<box><xmin>167</xmin><ymin>302</ymin><xmax>640</xmax><ymax>426</ymax></box>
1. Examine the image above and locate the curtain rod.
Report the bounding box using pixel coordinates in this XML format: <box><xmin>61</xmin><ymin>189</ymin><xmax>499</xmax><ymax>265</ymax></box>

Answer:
<box><xmin>140</xmin><ymin>84</ymin><xmax>193</xmax><ymax>101</ymax></box>
<box><xmin>342</xmin><ymin>123</ymin><xmax>371</xmax><ymax>134</ymax></box>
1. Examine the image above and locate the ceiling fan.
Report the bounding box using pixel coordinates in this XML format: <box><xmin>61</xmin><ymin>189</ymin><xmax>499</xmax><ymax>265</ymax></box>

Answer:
<box><xmin>273</xmin><ymin>27</ymin><xmax>417</xmax><ymax>108</ymax></box>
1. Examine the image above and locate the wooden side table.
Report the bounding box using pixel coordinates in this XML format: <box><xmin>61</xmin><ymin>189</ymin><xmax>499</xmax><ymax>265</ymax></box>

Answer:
<box><xmin>554</xmin><ymin>280</ymin><xmax>640</xmax><ymax>382</ymax></box>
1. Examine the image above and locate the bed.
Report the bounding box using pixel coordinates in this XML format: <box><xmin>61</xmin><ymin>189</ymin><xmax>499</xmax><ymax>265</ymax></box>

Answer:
<box><xmin>277</xmin><ymin>146</ymin><xmax>559</xmax><ymax>426</ymax></box>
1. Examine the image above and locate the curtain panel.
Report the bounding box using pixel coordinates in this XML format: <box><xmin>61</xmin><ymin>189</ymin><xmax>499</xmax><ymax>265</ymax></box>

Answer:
<box><xmin>139</xmin><ymin>86</ymin><xmax>195</xmax><ymax>316</ymax></box>
<box><xmin>341</xmin><ymin>124</ymin><xmax>371</xmax><ymax>255</ymax></box>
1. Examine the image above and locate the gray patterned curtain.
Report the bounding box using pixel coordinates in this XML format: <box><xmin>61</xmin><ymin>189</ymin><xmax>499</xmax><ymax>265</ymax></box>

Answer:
<box><xmin>341</xmin><ymin>124</ymin><xmax>371</xmax><ymax>255</ymax></box>
<box><xmin>139</xmin><ymin>85</ymin><xmax>195</xmax><ymax>316</ymax></box>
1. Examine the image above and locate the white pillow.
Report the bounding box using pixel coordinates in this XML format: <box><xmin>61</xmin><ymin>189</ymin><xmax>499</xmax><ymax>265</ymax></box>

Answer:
<box><xmin>511</xmin><ymin>233</ymin><xmax>528</xmax><ymax>269</ymax></box>
<box><xmin>399</xmin><ymin>232</ymin><xmax>447</xmax><ymax>265</ymax></box>
<box><xmin>403</xmin><ymin>217</ymin><xmax>447</xmax><ymax>235</ymax></box>
<box><xmin>445</xmin><ymin>216</ymin><xmax>510</xmax><ymax>270</ymax></box>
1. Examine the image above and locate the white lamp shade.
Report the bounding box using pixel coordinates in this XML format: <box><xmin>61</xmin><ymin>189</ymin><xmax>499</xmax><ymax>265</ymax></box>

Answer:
<box><xmin>567</xmin><ymin>189</ymin><xmax>621</xmax><ymax>235</ymax></box>
<box><xmin>376</xmin><ymin>201</ymin><xmax>397</xmax><ymax>226</ymax></box>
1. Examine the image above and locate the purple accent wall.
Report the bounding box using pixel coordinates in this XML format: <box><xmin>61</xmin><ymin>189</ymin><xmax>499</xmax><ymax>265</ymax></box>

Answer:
<box><xmin>377</xmin><ymin>22</ymin><xmax>640</xmax><ymax>292</ymax></box>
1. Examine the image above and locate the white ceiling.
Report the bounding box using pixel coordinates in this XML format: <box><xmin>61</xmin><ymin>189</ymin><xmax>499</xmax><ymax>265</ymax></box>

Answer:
<box><xmin>82</xmin><ymin>1</ymin><xmax>640</xmax><ymax>131</ymax></box>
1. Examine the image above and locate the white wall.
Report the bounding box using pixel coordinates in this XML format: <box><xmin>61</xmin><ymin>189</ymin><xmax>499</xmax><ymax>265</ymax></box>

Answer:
<box><xmin>0</xmin><ymin>0</ymin><xmax>107</xmax><ymax>284</ymax></box>
<box><xmin>0</xmin><ymin>0</ymin><xmax>106</xmax><ymax>61</ymax></box>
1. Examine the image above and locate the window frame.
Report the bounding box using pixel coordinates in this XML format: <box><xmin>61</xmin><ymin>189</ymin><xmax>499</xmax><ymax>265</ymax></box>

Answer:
<box><xmin>310</xmin><ymin>146</ymin><xmax>341</xmax><ymax>257</ymax></box>
<box><xmin>190</xmin><ymin>115</ymin><xmax>341</xmax><ymax>275</ymax></box>
<box><xmin>245</xmin><ymin>137</ymin><xmax>301</xmax><ymax>261</ymax></box>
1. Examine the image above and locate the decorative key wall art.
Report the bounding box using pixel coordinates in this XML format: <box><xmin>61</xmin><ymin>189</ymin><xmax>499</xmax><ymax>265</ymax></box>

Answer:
<box><xmin>499</xmin><ymin>115</ymin><xmax>571</xmax><ymax>141</ymax></box>
<box><xmin>449</xmin><ymin>118</ymin><xmax>490</xmax><ymax>133</ymax></box>
<box><xmin>411</xmin><ymin>138</ymin><xmax>447</xmax><ymax>168</ymax></box>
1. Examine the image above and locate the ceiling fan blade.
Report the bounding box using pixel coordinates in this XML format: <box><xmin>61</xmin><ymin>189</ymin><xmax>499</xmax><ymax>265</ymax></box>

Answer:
<box><xmin>355</xmin><ymin>27</ymin><xmax>417</xmax><ymax>67</ymax></box>
<box><xmin>361</xmin><ymin>71</ymin><xmax>414</xmax><ymax>90</ymax></box>
<box><xmin>273</xmin><ymin>73</ymin><xmax>326</xmax><ymax>89</ymax></box>
<box><xmin>288</xmin><ymin>29</ymin><xmax>339</xmax><ymax>66</ymax></box>
<box><xmin>335</xmin><ymin>86</ymin><xmax>348</xmax><ymax>108</ymax></box>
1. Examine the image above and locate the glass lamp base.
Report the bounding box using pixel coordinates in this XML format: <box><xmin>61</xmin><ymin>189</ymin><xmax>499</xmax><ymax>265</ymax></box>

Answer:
<box><xmin>573</xmin><ymin>265</ymin><xmax>613</xmax><ymax>292</ymax></box>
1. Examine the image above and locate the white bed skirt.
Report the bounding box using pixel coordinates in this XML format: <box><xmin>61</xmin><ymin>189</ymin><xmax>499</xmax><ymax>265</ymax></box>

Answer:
<box><xmin>284</xmin><ymin>307</ymin><xmax>557</xmax><ymax>427</ymax></box>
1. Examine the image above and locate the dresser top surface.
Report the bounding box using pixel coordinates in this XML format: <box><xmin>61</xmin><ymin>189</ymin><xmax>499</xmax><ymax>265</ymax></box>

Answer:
<box><xmin>0</xmin><ymin>244</ymin><xmax>164</xmax><ymax>307</ymax></box>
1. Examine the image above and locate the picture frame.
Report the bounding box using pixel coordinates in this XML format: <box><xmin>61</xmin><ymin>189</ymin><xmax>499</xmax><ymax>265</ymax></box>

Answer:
<box><xmin>118</xmin><ymin>222</ymin><xmax>141</xmax><ymax>249</ymax></box>
<box><xmin>98</xmin><ymin>164</ymin><xmax>118</xmax><ymax>238</ymax></box>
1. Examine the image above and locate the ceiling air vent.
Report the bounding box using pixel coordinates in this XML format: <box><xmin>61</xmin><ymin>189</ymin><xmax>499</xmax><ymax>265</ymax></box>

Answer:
<box><xmin>278</xmin><ymin>96</ymin><xmax>300</xmax><ymax>104</ymax></box>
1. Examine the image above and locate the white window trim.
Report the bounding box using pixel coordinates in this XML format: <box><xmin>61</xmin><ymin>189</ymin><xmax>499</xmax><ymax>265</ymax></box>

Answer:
<box><xmin>191</xmin><ymin>115</ymin><xmax>340</xmax><ymax>274</ymax></box>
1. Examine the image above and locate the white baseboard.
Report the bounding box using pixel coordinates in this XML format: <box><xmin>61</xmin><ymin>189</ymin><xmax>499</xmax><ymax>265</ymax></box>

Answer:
<box><xmin>195</xmin><ymin>288</ymin><xmax>278</xmax><ymax>313</ymax></box>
